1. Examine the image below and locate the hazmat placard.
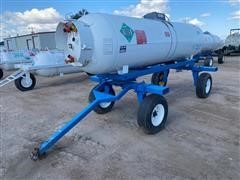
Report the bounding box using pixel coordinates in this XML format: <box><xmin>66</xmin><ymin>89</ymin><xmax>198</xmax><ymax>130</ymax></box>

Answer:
<box><xmin>120</xmin><ymin>23</ymin><xmax>134</xmax><ymax>43</ymax></box>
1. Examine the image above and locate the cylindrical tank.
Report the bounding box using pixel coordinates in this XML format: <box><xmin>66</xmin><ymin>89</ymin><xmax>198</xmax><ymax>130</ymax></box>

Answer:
<box><xmin>56</xmin><ymin>13</ymin><xmax>222</xmax><ymax>74</ymax></box>
<box><xmin>201</xmin><ymin>32</ymin><xmax>223</xmax><ymax>52</ymax></box>
<box><xmin>33</xmin><ymin>50</ymin><xmax>82</xmax><ymax>77</ymax></box>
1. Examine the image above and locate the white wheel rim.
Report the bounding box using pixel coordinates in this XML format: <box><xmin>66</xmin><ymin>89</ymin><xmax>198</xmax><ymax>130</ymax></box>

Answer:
<box><xmin>209</xmin><ymin>59</ymin><xmax>213</xmax><ymax>66</ymax></box>
<box><xmin>205</xmin><ymin>79</ymin><xmax>211</xmax><ymax>94</ymax></box>
<box><xmin>99</xmin><ymin>102</ymin><xmax>111</xmax><ymax>108</ymax></box>
<box><xmin>151</xmin><ymin>104</ymin><xmax>165</xmax><ymax>127</ymax></box>
<box><xmin>21</xmin><ymin>77</ymin><xmax>32</xmax><ymax>88</ymax></box>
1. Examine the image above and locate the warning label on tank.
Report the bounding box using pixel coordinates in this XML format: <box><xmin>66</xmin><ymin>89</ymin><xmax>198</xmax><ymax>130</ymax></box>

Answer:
<box><xmin>119</xmin><ymin>45</ymin><xmax>126</xmax><ymax>53</ymax></box>
<box><xmin>164</xmin><ymin>31</ymin><xmax>170</xmax><ymax>37</ymax></box>
<box><xmin>135</xmin><ymin>30</ymin><xmax>147</xmax><ymax>44</ymax></box>
<box><xmin>103</xmin><ymin>38</ymin><xmax>113</xmax><ymax>55</ymax></box>
<box><xmin>120</xmin><ymin>23</ymin><xmax>134</xmax><ymax>43</ymax></box>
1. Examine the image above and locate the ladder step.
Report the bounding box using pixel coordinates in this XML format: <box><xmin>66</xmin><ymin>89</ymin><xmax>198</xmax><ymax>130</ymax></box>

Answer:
<box><xmin>0</xmin><ymin>70</ymin><xmax>26</xmax><ymax>88</ymax></box>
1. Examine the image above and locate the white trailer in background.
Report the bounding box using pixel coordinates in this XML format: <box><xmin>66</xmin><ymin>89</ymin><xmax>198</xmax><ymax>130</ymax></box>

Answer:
<box><xmin>215</xmin><ymin>29</ymin><xmax>240</xmax><ymax>64</ymax></box>
<box><xmin>0</xmin><ymin>31</ymin><xmax>57</xmax><ymax>79</ymax></box>
<box><xmin>0</xmin><ymin>50</ymin><xmax>83</xmax><ymax>91</ymax></box>
<box><xmin>0</xmin><ymin>50</ymin><xmax>34</xmax><ymax>79</ymax></box>
<box><xmin>223</xmin><ymin>29</ymin><xmax>240</xmax><ymax>55</ymax></box>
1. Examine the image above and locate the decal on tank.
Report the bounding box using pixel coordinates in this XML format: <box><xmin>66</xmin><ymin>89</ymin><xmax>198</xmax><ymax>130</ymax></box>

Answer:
<box><xmin>119</xmin><ymin>45</ymin><xmax>127</xmax><ymax>53</ymax></box>
<box><xmin>135</xmin><ymin>30</ymin><xmax>147</xmax><ymax>44</ymax></box>
<box><xmin>120</xmin><ymin>23</ymin><xmax>134</xmax><ymax>43</ymax></box>
<box><xmin>164</xmin><ymin>31</ymin><xmax>170</xmax><ymax>37</ymax></box>
<box><xmin>103</xmin><ymin>38</ymin><xmax>113</xmax><ymax>55</ymax></box>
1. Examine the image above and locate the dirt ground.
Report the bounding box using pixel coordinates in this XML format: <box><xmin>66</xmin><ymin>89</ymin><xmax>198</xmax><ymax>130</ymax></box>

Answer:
<box><xmin>0</xmin><ymin>56</ymin><xmax>239</xmax><ymax>180</ymax></box>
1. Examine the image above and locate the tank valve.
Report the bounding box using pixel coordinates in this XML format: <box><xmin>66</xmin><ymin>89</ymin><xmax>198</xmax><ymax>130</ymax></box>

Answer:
<box><xmin>63</xmin><ymin>23</ymin><xmax>71</xmax><ymax>33</ymax></box>
<box><xmin>63</xmin><ymin>23</ymin><xmax>77</xmax><ymax>33</ymax></box>
<box><xmin>65</xmin><ymin>54</ymin><xmax>76</xmax><ymax>64</ymax></box>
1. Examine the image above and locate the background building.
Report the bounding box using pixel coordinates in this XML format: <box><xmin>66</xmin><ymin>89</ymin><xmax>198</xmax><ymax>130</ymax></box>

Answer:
<box><xmin>4</xmin><ymin>31</ymin><xmax>56</xmax><ymax>51</ymax></box>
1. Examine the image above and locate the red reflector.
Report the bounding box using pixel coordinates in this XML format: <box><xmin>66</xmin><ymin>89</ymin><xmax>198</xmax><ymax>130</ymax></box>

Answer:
<box><xmin>65</xmin><ymin>55</ymin><xmax>75</xmax><ymax>64</ymax></box>
<box><xmin>135</xmin><ymin>30</ymin><xmax>147</xmax><ymax>44</ymax></box>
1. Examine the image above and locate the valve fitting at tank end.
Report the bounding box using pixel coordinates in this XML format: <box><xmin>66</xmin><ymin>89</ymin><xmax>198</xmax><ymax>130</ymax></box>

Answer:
<box><xmin>65</xmin><ymin>54</ymin><xmax>76</xmax><ymax>64</ymax></box>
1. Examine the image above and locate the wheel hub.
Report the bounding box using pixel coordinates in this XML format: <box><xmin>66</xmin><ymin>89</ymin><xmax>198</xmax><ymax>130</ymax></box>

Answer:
<box><xmin>209</xmin><ymin>59</ymin><xmax>213</xmax><ymax>66</ymax></box>
<box><xmin>205</xmin><ymin>79</ymin><xmax>211</xmax><ymax>94</ymax></box>
<box><xmin>21</xmin><ymin>77</ymin><xmax>33</xmax><ymax>88</ymax></box>
<box><xmin>99</xmin><ymin>102</ymin><xmax>111</xmax><ymax>108</ymax></box>
<box><xmin>158</xmin><ymin>73</ymin><xmax>165</xmax><ymax>86</ymax></box>
<box><xmin>151</xmin><ymin>104</ymin><xmax>165</xmax><ymax>126</ymax></box>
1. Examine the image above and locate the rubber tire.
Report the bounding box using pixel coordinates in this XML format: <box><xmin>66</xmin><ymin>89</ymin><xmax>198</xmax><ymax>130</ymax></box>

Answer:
<box><xmin>151</xmin><ymin>72</ymin><xmax>167</xmax><ymax>86</ymax></box>
<box><xmin>89</xmin><ymin>85</ymin><xmax>115</xmax><ymax>114</ymax></box>
<box><xmin>0</xmin><ymin>69</ymin><xmax>3</xmax><ymax>79</ymax></box>
<box><xmin>218</xmin><ymin>54</ymin><xmax>224</xmax><ymax>64</ymax></box>
<box><xmin>14</xmin><ymin>73</ymin><xmax>36</xmax><ymax>91</ymax></box>
<box><xmin>204</xmin><ymin>57</ymin><xmax>213</xmax><ymax>67</ymax></box>
<box><xmin>196</xmin><ymin>73</ymin><xmax>212</xmax><ymax>98</ymax></box>
<box><xmin>137</xmin><ymin>94</ymin><xmax>168</xmax><ymax>134</ymax></box>
<box><xmin>86</xmin><ymin>72</ymin><xmax>94</xmax><ymax>76</ymax></box>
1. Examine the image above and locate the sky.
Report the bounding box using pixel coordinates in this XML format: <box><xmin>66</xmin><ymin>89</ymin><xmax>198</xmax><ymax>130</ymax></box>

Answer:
<box><xmin>0</xmin><ymin>0</ymin><xmax>239</xmax><ymax>41</ymax></box>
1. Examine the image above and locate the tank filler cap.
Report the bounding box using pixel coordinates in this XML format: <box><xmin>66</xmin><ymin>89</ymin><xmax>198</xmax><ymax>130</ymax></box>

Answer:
<box><xmin>143</xmin><ymin>12</ymin><xmax>169</xmax><ymax>22</ymax></box>
<box><xmin>204</xmin><ymin>31</ymin><xmax>211</xmax><ymax>35</ymax></box>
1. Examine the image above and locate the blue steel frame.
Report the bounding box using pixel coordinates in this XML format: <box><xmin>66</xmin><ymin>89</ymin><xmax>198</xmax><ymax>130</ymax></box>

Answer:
<box><xmin>31</xmin><ymin>58</ymin><xmax>217</xmax><ymax>160</ymax></box>
<box><xmin>193</xmin><ymin>51</ymin><xmax>214</xmax><ymax>64</ymax></box>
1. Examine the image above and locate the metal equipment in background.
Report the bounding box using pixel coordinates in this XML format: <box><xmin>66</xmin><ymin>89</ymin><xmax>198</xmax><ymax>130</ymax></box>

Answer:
<box><xmin>0</xmin><ymin>50</ymin><xmax>83</xmax><ymax>91</ymax></box>
<box><xmin>30</xmin><ymin>57</ymin><xmax>217</xmax><ymax>160</ymax></box>
<box><xmin>216</xmin><ymin>28</ymin><xmax>240</xmax><ymax>64</ymax></box>
<box><xmin>0</xmin><ymin>50</ymin><xmax>34</xmax><ymax>79</ymax></box>
<box><xmin>224</xmin><ymin>29</ymin><xmax>240</xmax><ymax>55</ymax></box>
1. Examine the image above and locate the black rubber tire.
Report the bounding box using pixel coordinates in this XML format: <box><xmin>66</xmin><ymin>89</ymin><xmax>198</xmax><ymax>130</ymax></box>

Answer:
<box><xmin>14</xmin><ymin>73</ymin><xmax>36</xmax><ymax>91</ymax></box>
<box><xmin>137</xmin><ymin>94</ymin><xmax>168</xmax><ymax>134</ymax></box>
<box><xmin>218</xmin><ymin>54</ymin><xmax>224</xmax><ymax>64</ymax></box>
<box><xmin>204</xmin><ymin>57</ymin><xmax>213</xmax><ymax>67</ymax></box>
<box><xmin>196</xmin><ymin>73</ymin><xmax>212</xmax><ymax>98</ymax></box>
<box><xmin>89</xmin><ymin>85</ymin><xmax>115</xmax><ymax>114</ymax></box>
<box><xmin>0</xmin><ymin>69</ymin><xmax>3</xmax><ymax>79</ymax></box>
<box><xmin>151</xmin><ymin>72</ymin><xmax>167</xmax><ymax>86</ymax></box>
<box><xmin>86</xmin><ymin>72</ymin><xmax>94</xmax><ymax>76</ymax></box>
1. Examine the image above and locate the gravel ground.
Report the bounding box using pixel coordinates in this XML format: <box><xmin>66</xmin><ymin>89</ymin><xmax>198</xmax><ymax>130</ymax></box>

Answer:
<box><xmin>0</xmin><ymin>56</ymin><xmax>239</xmax><ymax>180</ymax></box>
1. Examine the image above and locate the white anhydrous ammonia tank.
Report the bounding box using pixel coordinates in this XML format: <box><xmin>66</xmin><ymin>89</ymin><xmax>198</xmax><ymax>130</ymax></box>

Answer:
<box><xmin>33</xmin><ymin>50</ymin><xmax>82</xmax><ymax>77</ymax></box>
<box><xmin>56</xmin><ymin>13</ymin><xmax>222</xmax><ymax>74</ymax></box>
